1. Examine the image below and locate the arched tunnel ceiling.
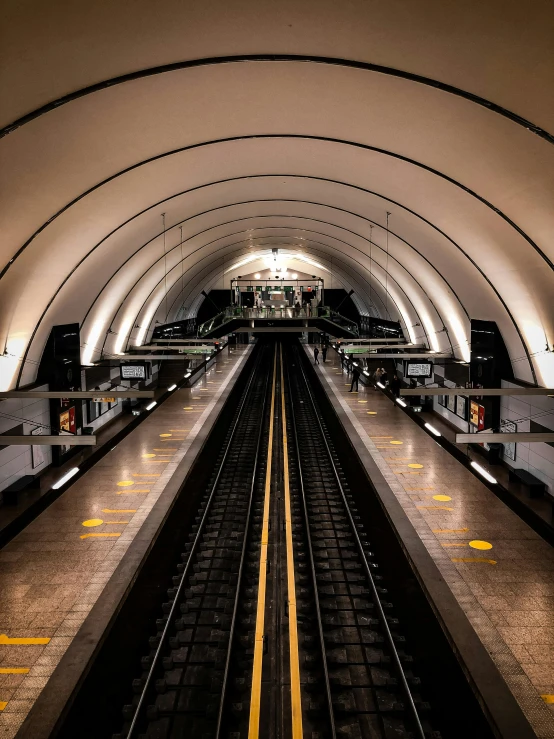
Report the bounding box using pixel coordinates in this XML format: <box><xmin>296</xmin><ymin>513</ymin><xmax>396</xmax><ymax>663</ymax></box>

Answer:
<box><xmin>0</xmin><ymin>0</ymin><xmax>553</xmax><ymax>389</ymax></box>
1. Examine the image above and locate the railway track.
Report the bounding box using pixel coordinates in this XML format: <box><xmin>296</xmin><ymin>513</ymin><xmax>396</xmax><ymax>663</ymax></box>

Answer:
<box><xmin>115</xmin><ymin>341</ymin><xmax>437</xmax><ymax>739</ymax></box>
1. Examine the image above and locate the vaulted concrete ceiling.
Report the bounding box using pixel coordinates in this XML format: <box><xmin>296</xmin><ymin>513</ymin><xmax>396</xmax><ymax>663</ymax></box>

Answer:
<box><xmin>0</xmin><ymin>0</ymin><xmax>553</xmax><ymax>389</ymax></box>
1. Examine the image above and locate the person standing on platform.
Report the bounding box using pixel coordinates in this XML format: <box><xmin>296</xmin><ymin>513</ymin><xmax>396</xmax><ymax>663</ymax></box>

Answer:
<box><xmin>314</xmin><ymin>346</ymin><xmax>320</xmax><ymax>364</ymax></box>
<box><xmin>390</xmin><ymin>374</ymin><xmax>401</xmax><ymax>398</ymax></box>
<box><xmin>340</xmin><ymin>351</ymin><xmax>345</xmax><ymax>369</ymax></box>
<box><xmin>380</xmin><ymin>367</ymin><xmax>388</xmax><ymax>386</ymax></box>
<box><xmin>294</xmin><ymin>300</ymin><xmax>301</xmax><ymax>317</ymax></box>
<box><xmin>322</xmin><ymin>345</ymin><xmax>327</xmax><ymax>362</ymax></box>
<box><xmin>373</xmin><ymin>367</ymin><xmax>383</xmax><ymax>390</ymax></box>
<box><xmin>349</xmin><ymin>364</ymin><xmax>360</xmax><ymax>392</ymax></box>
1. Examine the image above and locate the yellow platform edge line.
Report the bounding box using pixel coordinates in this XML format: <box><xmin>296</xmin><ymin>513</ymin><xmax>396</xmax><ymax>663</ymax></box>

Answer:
<box><xmin>248</xmin><ymin>346</ymin><xmax>277</xmax><ymax>739</ymax></box>
<box><xmin>0</xmin><ymin>634</ymin><xmax>50</xmax><ymax>645</ymax></box>
<box><xmin>0</xmin><ymin>668</ymin><xmax>30</xmax><ymax>674</ymax></box>
<box><xmin>280</xmin><ymin>346</ymin><xmax>303</xmax><ymax>739</ymax></box>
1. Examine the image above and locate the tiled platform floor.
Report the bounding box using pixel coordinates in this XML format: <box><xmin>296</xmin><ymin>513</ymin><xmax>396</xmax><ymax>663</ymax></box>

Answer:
<box><xmin>0</xmin><ymin>346</ymin><xmax>251</xmax><ymax>738</ymax></box>
<box><xmin>308</xmin><ymin>346</ymin><xmax>554</xmax><ymax>738</ymax></box>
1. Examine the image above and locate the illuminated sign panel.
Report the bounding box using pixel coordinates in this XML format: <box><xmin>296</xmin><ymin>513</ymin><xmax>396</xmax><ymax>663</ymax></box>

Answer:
<box><xmin>120</xmin><ymin>364</ymin><xmax>147</xmax><ymax>380</ymax></box>
<box><xmin>406</xmin><ymin>362</ymin><xmax>433</xmax><ymax>378</ymax></box>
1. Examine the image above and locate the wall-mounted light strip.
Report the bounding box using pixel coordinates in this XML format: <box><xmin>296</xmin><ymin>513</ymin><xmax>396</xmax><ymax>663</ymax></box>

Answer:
<box><xmin>52</xmin><ymin>467</ymin><xmax>79</xmax><ymax>490</ymax></box>
<box><xmin>145</xmin><ymin>401</ymin><xmax>157</xmax><ymax>411</ymax></box>
<box><xmin>395</xmin><ymin>397</ymin><xmax>407</xmax><ymax>407</ymax></box>
<box><xmin>424</xmin><ymin>422</ymin><xmax>441</xmax><ymax>437</ymax></box>
<box><xmin>184</xmin><ymin>372</ymin><xmax>192</xmax><ymax>378</ymax></box>
<box><xmin>377</xmin><ymin>381</ymin><xmax>385</xmax><ymax>389</ymax></box>
<box><xmin>167</xmin><ymin>384</ymin><xmax>177</xmax><ymax>391</ymax></box>
<box><xmin>470</xmin><ymin>461</ymin><xmax>497</xmax><ymax>484</ymax></box>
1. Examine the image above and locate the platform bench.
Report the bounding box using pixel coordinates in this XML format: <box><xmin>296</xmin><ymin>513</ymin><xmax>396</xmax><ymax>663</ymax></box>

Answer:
<box><xmin>508</xmin><ymin>468</ymin><xmax>546</xmax><ymax>499</ymax></box>
<box><xmin>1</xmin><ymin>475</ymin><xmax>40</xmax><ymax>506</ymax></box>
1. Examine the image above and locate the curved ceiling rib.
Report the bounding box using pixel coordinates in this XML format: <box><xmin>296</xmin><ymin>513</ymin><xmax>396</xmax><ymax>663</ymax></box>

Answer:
<box><xmin>2</xmin><ymin>55</ymin><xmax>552</xmax><ymax>144</ymax></box>
<box><xmin>2</xmin><ymin>133</ymin><xmax>552</xmax><ymax>279</ymax></box>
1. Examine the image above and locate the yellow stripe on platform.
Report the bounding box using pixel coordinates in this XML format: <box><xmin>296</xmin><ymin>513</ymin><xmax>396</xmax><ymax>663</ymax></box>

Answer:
<box><xmin>80</xmin><ymin>533</ymin><xmax>121</xmax><ymax>539</ymax></box>
<box><xmin>0</xmin><ymin>634</ymin><xmax>50</xmax><ymax>645</ymax></box>
<box><xmin>0</xmin><ymin>701</ymin><xmax>7</xmax><ymax>710</ymax></box>
<box><xmin>451</xmin><ymin>557</ymin><xmax>497</xmax><ymax>565</ymax></box>
<box><xmin>0</xmin><ymin>668</ymin><xmax>29</xmax><ymax>674</ymax></box>
<box><xmin>248</xmin><ymin>346</ymin><xmax>277</xmax><ymax>739</ymax></box>
<box><xmin>280</xmin><ymin>346</ymin><xmax>303</xmax><ymax>739</ymax></box>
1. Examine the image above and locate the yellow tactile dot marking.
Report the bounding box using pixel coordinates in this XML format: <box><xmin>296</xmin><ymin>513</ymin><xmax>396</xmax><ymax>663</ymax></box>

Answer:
<box><xmin>433</xmin><ymin>495</ymin><xmax>451</xmax><ymax>501</ymax></box>
<box><xmin>469</xmin><ymin>540</ymin><xmax>493</xmax><ymax>550</ymax></box>
<box><xmin>0</xmin><ymin>701</ymin><xmax>6</xmax><ymax>710</ymax></box>
<box><xmin>117</xmin><ymin>480</ymin><xmax>134</xmax><ymax>487</ymax></box>
<box><xmin>82</xmin><ymin>519</ymin><xmax>103</xmax><ymax>527</ymax></box>
<box><xmin>142</xmin><ymin>453</ymin><xmax>156</xmax><ymax>458</ymax></box>
<box><xmin>408</xmin><ymin>463</ymin><xmax>423</xmax><ymax>468</ymax></box>
<box><xmin>541</xmin><ymin>695</ymin><xmax>554</xmax><ymax>704</ymax></box>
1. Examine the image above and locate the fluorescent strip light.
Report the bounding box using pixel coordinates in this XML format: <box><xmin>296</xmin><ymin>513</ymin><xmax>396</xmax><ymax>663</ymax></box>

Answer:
<box><xmin>52</xmin><ymin>467</ymin><xmax>79</xmax><ymax>489</ymax></box>
<box><xmin>377</xmin><ymin>382</ymin><xmax>385</xmax><ymax>389</ymax></box>
<box><xmin>470</xmin><ymin>461</ymin><xmax>497</xmax><ymax>484</ymax></box>
<box><xmin>167</xmin><ymin>384</ymin><xmax>177</xmax><ymax>391</ymax></box>
<box><xmin>396</xmin><ymin>398</ymin><xmax>407</xmax><ymax>407</ymax></box>
<box><xmin>145</xmin><ymin>401</ymin><xmax>157</xmax><ymax>411</ymax></box>
<box><xmin>184</xmin><ymin>372</ymin><xmax>192</xmax><ymax>378</ymax></box>
<box><xmin>363</xmin><ymin>370</ymin><xmax>370</xmax><ymax>376</ymax></box>
<box><xmin>424</xmin><ymin>422</ymin><xmax>441</xmax><ymax>437</ymax></box>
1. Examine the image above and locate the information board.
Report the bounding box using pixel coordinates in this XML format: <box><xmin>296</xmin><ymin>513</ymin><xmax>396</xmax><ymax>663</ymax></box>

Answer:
<box><xmin>500</xmin><ymin>419</ymin><xmax>517</xmax><ymax>461</ymax></box>
<box><xmin>120</xmin><ymin>363</ymin><xmax>147</xmax><ymax>380</ymax></box>
<box><xmin>406</xmin><ymin>362</ymin><xmax>433</xmax><ymax>378</ymax></box>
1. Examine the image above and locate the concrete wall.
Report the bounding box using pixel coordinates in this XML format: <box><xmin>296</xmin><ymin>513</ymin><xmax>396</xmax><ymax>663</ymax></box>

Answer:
<box><xmin>0</xmin><ymin>384</ymin><xmax>52</xmax><ymax>493</ymax></box>
<box><xmin>499</xmin><ymin>380</ymin><xmax>554</xmax><ymax>495</ymax></box>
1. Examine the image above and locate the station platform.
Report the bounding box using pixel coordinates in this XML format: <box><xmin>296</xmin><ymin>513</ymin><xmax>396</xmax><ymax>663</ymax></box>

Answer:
<box><xmin>306</xmin><ymin>345</ymin><xmax>554</xmax><ymax>738</ymax></box>
<box><xmin>0</xmin><ymin>345</ymin><xmax>252</xmax><ymax>739</ymax></box>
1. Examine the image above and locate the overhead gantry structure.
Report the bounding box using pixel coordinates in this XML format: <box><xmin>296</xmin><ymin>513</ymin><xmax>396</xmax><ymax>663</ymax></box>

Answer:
<box><xmin>0</xmin><ymin>0</ymin><xmax>553</xmax><ymax>391</ymax></box>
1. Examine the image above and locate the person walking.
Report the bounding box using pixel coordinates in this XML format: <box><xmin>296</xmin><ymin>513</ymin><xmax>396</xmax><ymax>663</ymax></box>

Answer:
<box><xmin>390</xmin><ymin>374</ymin><xmax>401</xmax><ymax>398</ymax></box>
<box><xmin>373</xmin><ymin>367</ymin><xmax>383</xmax><ymax>390</ymax></box>
<box><xmin>314</xmin><ymin>346</ymin><xmax>320</xmax><ymax>364</ymax></box>
<box><xmin>322</xmin><ymin>345</ymin><xmax>327</xmax><ymax>362</ymax></box>
<box><xmin>349</xmin><ymin>364</ymin><xmax>360</xmax><ymax>392</ymax></box>
<box><xmin>294</xmin><ymin>300</ymin><xmax>301</xmax><ymax>317</ymax></box>
<box><xmin>380</xmin><ymin>367</ymin><xmax>388</xmax><ymax>386</ymax></box>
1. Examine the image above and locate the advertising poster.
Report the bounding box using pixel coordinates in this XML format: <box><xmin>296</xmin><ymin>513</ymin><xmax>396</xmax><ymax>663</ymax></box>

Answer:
<box><xmin>470</xmin><ymin>400</ymin><xmax>479</xmax><ymax>426</ymax></box>
<box><xmin>456</xmin><ymin>395</ymin><xmax>467</xmax><ymax>420</ymax></box>
<box><xmin>447</xmin><ymin>394</ymin><xmax>456</xmax><ymax>413</ymax></box>
<box><xmin>501</xmin><ymin>419</ymin><xmax>517</xmax><ymax>461</ymax></box>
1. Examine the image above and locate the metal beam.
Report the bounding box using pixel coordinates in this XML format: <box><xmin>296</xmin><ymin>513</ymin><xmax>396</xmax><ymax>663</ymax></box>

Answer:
<box><xmin>0</xmin><ymin>391</ymin><xmax>155</xmax><ymax>399</ymax></box>
<box><xmin>0</xmin><ymin>436</ymin><xmax>97</xmax><ymax>446</ymax></box>
<box><xmin>118</xmin><ymin>354</ymin><xmax>209</xmax><ymax>359</ymax></box>
<box><xmin>456</xmin><ymin>433</ymin><xmax>554</xmax><ymax>444</ymax></box>
<box><xmin>401</xmin><ymin>388</ymin><xmax>554</xmax><ymax>397</ymax></box>
<box><xmin>345</xmin><ymin>352</ymin><xmax>452</xmax><ymax>359</ymax></box>
<box><xmin>339</xmin><ymin>338</ymin><xmax>408</xmax><ymax>344</ymax></box>
<box><xmin>234</xmin><ymin>326</ymin><xmax>321</xmax><ymax>333</ymax></box>
<box><xmin>343</xmin><ymin>344</ymin><xmax>424</xmax><ymax>352</ymax></box>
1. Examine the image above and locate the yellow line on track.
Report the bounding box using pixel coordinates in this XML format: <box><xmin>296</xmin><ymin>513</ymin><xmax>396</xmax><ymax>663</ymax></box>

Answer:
<box><xmin>248</xmin><ymin>346</ymin><xmax>277</xmax><ymax>739</ymax></box>
<box><xmin>280</xmin><ymin>346</ymin><xmax>303</xmax><ymax>739</ymax></box>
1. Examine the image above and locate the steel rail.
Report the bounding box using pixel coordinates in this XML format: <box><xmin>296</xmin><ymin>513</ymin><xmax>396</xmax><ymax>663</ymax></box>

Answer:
<box><xmin>126</xmin><ymin>344</ymin><xmax>269</xmax><ymax>737</ymax></box>
<box><xmin>293</xmin><ymin>344</ymin><xmax>427</xmax><ymax>739</ymax></box>
<box><xmin>284</xmin><ymin>353</ymin><xmax>337</xmax><ymax>739</ymax></box>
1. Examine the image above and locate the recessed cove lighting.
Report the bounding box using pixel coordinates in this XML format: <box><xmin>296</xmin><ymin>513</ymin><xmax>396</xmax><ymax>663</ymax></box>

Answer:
<box><xmin>470</xmin><ymin>461</ymin><xmax>497</xmax><ymax>484</ymax></box>
<box><xmin>424</xmin><ymin>422</ymin><xmax>441</xmax><ymax>437</ymax></box>
<box><xmin>363</xmin><ymin>370</ymin><xmax>370</xmax><ymax>376</ymax></box>
<box><xmin>377</xmin><ymin>382</ymin><xmax>385</xmax><ymax>389</ymax></box>
<box><xmin>145</xmin><ymin>401</ymin><xmax>157</xmax><ymax>411</ymax></box>
<box><xmin>184</xmin><ymin>372</ymin><xmax>192</xmax><ymax>378</ymax></box>
<box><xmin>395</xmin><ymin>398</ymin><xmax>407</xmax><ymax>407</ymax></box>
<box><xmin>167</xmin><ymin>384</ymin><xmax>177</xmax><ymax>391</ymax></box>
<box><xmin>52</xmin><ymin>467</ymin><xmax>79</xmax><ymax>490</ymax></box>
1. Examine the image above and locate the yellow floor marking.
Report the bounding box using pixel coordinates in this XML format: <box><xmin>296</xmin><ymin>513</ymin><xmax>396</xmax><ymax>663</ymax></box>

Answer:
<box><xmin>541</xmin><ymin>695</ymin><xmax>554</xmax><ymax>704</ymax></box>
<box><xmin>80</xmin><ymin>533</ymin><xmax>121</xmax><ymax>539</ymax></box>
<box><xmin>433</xmin><ymin>528</ymin><xmax>469</xmax><ymax>533</ymax></box>
<box><xmin>417</xmin><ymin>506</ymin><xmax>453</xmax><ymax>511</ymax></box>
<box><xmin>159</xmin><ymin>433</ymin><xmax>172</xmax><ymax>437</ymax></box>
<box><xmin>0</xmin><ymin>702</ymin><xmax>6</xmax><ymax>710</ymax></box>
<box><xmin>82</xmin><ymin>519</ymin><xmax>103</xmax><ymax>527</ymax></box>
<box><xmin>103</xmin><ymin>509</ymin><xmax>137</xmax><ymax>513</ymax></box>
<box><xmin>153</xmin><ymin>448</ymin><xmax>177</xmax><ymax>451</ymax></box>
<box><xmin>390</xmin><ymin>441</ymin><xmax>403</xmax><ymax>445</ymax></box>
<box><xmin>117</xmin><ymin>489</ymin><xmax>150</xmax><ymax>494</ymax></box>
<box><xmin>132</xmin><ymin>474</ymin><xmax>160</xmax><ymax>477</ymax></box>
<box><xmin>143</xmin><ymin>460</ymin><xmax>169</xmax><ymax>463</ymax></box>
<box><xmin>142</xmin><ymin>453</ymin><xmax>156</xmax><ymax>458</ymax></box>
<box><xmin>408</xmin><ymin>463</ymin><xmax>423</xmax><ymax>468</ymax></box>
<box><xmin>0</xmin><ymin>634</ymin><xmax>50</xmax><ymax>645</ymax></box>
<box><xmin>433</xmin><ymin>495</ymin><xmax>452</xmax><ymax>501</ymax></box>
<box><xmin>280</xmin><ymin>346</ymin><xmax>303</xmax><ymax>739</ymax></box>
<box><xmin>441</xmin><ymin>542</ymin><xmax>468</xmax><ymax>547</ymax></box>
<box><xmin>0</xmin><ymin>668</ymin><xmax>29</xmax><ymax>674</ymax></box>
<box><xmin>452</xmin><ymin>557</ymin><xmax>497</xmax><ymax>565</ymax></box>
<box><xmin>248</xmin><ymin>347</ymin><xmax>277</xmax><ymax>739</ymax></box>
<box><xmin>367</xmin><ymin>411</ymin><xmax>377</xmax><ymax>414</ymax></box>
<box><xmin>469</xmin><ymin>540</ymin><xmax>493</xmax><ymax>550</ymax></box>
<box><xmin>357</xmin><ymin>400</ymin><xmax>368</xmax><ymax>404</ymax></box>
<box><xmin>117</xmin><ymin>480</ymin><xmax>134</xmax><ymax>487</ymax></box>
